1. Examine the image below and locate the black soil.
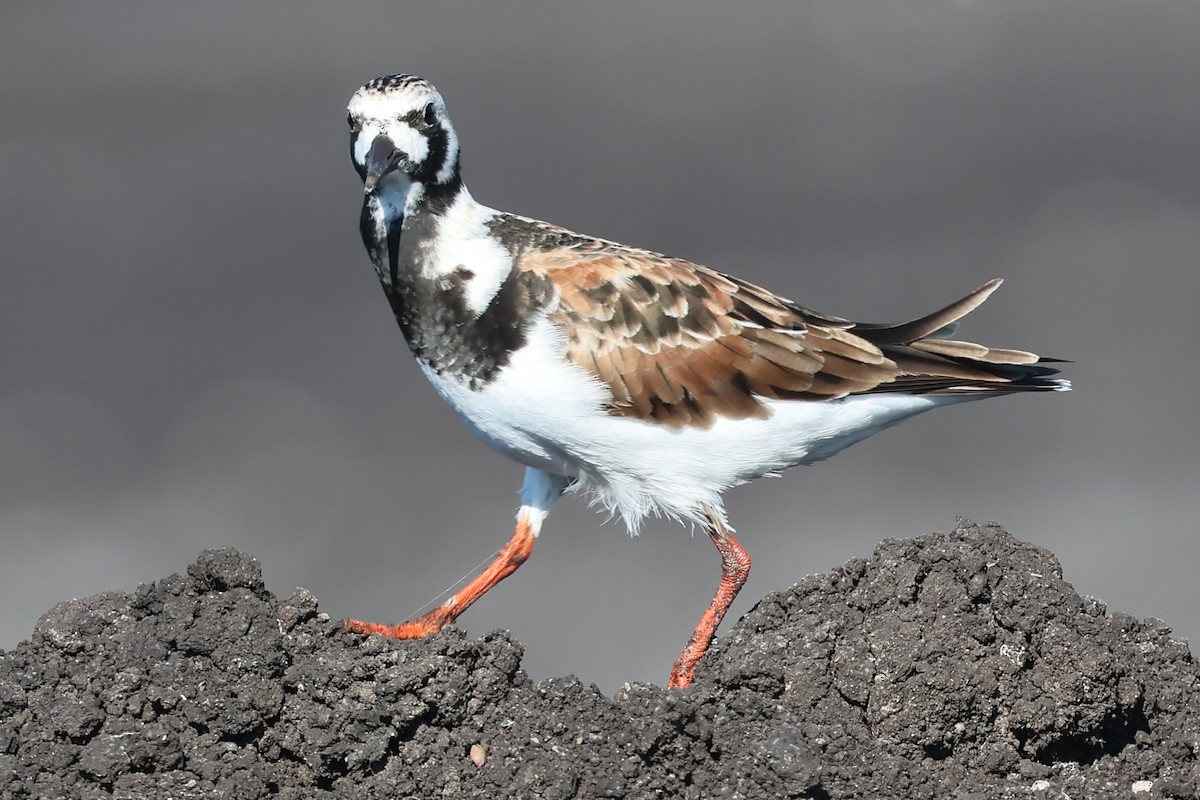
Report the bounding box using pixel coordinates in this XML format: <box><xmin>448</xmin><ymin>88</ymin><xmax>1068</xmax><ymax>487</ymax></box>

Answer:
<box><xmin>3</xmin><ymin>521</ymin><xmax>1198</xmax><ymax>799</ymax></box>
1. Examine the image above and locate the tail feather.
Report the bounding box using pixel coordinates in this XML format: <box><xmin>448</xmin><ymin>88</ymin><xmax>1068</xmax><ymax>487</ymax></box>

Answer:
<box><xmin>909</xmin><ymin>338</ymin><xmax>1042</xmax><ymax>365</ymax></box>
<box><xmin>850</xmin><ymin>278</ymin><xmax>1070</xmax><ymax>396</ymax></box>
<box><xmin>853</xmin><ymin>278</ymin><xmax>1003</xmax><ymax>345</ymax></box>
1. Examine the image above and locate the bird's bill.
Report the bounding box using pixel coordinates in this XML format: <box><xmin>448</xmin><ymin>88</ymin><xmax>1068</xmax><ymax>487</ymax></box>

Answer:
<box><xmin>363</xmin><ymin>134</ymin><xmax>408</xmax><ymax>195</ymax></box>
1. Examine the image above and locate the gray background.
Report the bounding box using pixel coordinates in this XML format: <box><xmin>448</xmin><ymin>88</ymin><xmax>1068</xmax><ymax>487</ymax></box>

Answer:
<box><xmin>3</xmin><ymin>2</ymin><xmax>1198</xmax><ymax>693</ymax></box>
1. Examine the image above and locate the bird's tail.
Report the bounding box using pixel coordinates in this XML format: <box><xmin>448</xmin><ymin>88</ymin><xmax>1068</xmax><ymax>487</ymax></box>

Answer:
<box><xmin>855</xmin><ymin>279</ymin><xmax>1071</xmax><ymax>396</ymax></box>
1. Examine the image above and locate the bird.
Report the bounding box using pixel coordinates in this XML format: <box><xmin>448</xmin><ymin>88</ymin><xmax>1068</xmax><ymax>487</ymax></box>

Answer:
<box><xmin>340</xmin><ymin>73</ymin><xmax>1069</xmax><ymax>688</ymax></box>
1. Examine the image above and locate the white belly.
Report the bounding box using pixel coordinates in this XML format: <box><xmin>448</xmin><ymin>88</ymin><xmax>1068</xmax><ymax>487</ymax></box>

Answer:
<box><xmin>417</xmin><ymin>317</ymin><xmax>964</xmax><ymax>530</ymax></box>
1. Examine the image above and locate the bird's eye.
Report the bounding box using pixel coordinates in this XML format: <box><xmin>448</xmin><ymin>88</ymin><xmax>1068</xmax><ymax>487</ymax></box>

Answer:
<box><xmin>422</xmin><ymin>103</ymin><xmax>437</xmax><ymax>126</ymax></box>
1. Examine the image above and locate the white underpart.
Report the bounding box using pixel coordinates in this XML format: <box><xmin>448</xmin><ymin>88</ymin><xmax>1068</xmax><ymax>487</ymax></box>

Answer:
<box><xmin>418</xmin><ymin>306</ymin><xmax>975</xmax><ymax>534</ymax></box>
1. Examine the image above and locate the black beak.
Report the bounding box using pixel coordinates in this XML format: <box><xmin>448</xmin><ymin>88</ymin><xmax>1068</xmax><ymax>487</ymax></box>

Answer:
<box><xmin>363</xmin><ymin>135</ymin><xmax>407</xmax><ymax>194</ymax></box>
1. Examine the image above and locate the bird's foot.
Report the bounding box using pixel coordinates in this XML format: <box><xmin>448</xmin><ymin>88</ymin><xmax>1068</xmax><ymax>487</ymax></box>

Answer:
<box><xmin>344</xmin><ymin>606</ymin><xmax>454</xmax><ymax>639</ymax></box>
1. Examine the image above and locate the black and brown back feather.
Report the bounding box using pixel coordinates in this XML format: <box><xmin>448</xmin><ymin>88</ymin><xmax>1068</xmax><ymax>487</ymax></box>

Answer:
<box><xmin>515</xmin><ymin>227</ymin><xmax>1064</xmax><ymax>429</ymax></box>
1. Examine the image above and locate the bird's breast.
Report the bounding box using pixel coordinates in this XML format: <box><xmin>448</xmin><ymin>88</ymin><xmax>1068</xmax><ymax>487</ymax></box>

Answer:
<box><xmin>411</xmin><ymin>316</ymin><xmax>608</xmax><ymax>476</ymax></box>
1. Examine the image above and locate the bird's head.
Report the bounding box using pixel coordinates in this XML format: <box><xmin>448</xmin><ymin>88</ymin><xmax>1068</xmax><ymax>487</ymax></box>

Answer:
<box><xmin>347</xmin><ymin>74</ymin><xmax>460</xmax><ymax>199</ymax></box>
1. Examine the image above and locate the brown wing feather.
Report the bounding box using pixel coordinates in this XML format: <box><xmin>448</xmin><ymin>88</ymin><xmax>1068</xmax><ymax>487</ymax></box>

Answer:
<box><xmin>518</xmin><ymin>245</ymin><xmax>1061</xmax><ymax>429</ymax></box>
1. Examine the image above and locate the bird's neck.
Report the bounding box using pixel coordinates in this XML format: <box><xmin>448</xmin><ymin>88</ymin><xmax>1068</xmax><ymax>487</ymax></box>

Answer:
<box><xmin>358</xmin><ymin>175</ymin><xmax>547</xmax><ymax>390</ymax></box>
<box><xmin>361</xmin><ymin>171</ymin><xmax>480</xmax><ymax>288</ymax></box>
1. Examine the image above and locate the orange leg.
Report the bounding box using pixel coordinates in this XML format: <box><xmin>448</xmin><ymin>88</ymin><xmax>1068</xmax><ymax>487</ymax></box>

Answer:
<box><xmin>668</xmin><ymin>508</ymin><xmax>751</xmax><ymax>688</ymax></box>
<box><xmin>345</xmin><ymin>512</ymin><xmax>536</xmax><ymax>639</ymax></box>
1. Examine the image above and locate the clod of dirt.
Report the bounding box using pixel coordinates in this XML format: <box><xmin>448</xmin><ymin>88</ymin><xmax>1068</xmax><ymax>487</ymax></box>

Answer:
<box><xmin>2</xmin><ymin>521</ymin><xmax>1198</xmax><ymax>799</ymax></box>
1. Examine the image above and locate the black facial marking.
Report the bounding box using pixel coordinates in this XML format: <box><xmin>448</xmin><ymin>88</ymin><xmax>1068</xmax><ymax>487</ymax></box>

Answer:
<box><xmin>412</xmin><ymin>123</ymin><xmax>453</xmax><ymax>186</ymax></box>
<box><xmin>402</xmin><ymin>107</ymin><xmax>428</xmax><ymax>129</ymax></box>
<box><xmin>400</xmin><ymin>103</ymin><xmax>438</xmax><ymax>130</ymax></box>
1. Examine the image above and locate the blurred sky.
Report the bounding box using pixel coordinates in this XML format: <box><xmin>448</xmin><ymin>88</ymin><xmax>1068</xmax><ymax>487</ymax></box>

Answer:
<box><xmin>3</xmin><ymin>1</ymin><xmax>1199</xmax><ymax>693</ymax></box>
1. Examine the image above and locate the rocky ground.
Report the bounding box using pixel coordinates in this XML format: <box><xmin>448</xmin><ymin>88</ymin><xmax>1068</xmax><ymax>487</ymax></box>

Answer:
<box><xmin>2</xmin><ymin>521</ymin><xmax>1198</xmax><ymax>799</ymax></box>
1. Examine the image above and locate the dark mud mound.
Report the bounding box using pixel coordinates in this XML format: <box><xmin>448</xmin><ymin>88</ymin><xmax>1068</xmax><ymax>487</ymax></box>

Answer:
<box><xmin>2</xmin><ymin>522</ymin><xmax>1198</xmax><ymax>799</ymax></box>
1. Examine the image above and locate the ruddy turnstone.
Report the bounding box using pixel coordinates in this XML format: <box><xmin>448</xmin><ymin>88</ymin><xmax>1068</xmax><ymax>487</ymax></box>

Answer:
<box><xmin>341</xmin><ymin>74</ymin><xmax>1069</xmax><ymax>688</ymax></box>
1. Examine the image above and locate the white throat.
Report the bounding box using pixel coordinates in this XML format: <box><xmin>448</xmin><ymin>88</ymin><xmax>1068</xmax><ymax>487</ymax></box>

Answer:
<box><xmin>373</xmin><ymin>173</ymin><xmax>424</xmax><ymax>223</ymax></box>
